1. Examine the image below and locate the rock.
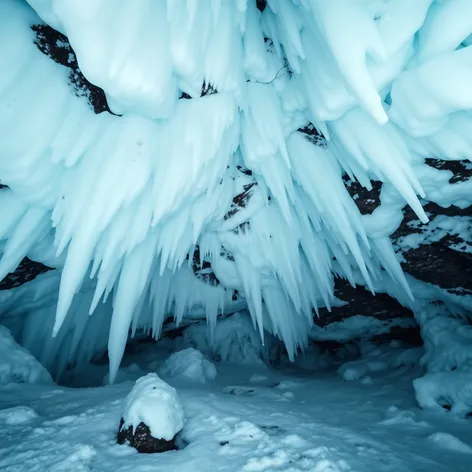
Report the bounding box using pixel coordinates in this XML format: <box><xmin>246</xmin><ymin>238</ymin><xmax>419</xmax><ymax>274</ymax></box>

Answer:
<box><xmin>314</xmin><ymin>277</ymin><xmax>422</xmax><ymax>346</ymax></box>
<box><xmin>392</xmin><ymin>201</ymin><xmax>472</xmax><ymax>295</ymax></box>
<box><xmin>344</xmin><ymin>177</ymin><xmax>382</xmax><ymax>215</ymax></box>
<box><xmin>117</xmin><ymin>418</ymin><xmax>178</xmax><ymax>454</ymax></box>
<box><xmin>31</xmin><ymin>24</ymin><xmax>115</xmax><ymax>115</ymax></box>
<box><xmin>118</xmin><ymin>374</ymin><xmax>185</xmax><ymax>453</ymax></box>
<box><xmin>0</xmin><ymin>257</ymin><xmax>53</xmax><ymax>290</ymax></box>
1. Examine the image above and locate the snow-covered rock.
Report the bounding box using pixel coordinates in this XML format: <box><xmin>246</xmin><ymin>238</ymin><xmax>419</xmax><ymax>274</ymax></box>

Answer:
<box><xmin>414</xmin><ymin>372</ymin><xmax>472</xmax><ymax>417</ymax></box>
<box><xmin>118</xmin><ymin>373</ymin><xmax>185</xmax><ymax>453</ymax></box>
<box><xmin>159</xmin><ymin>348</ymin><xmax>217</xmax><ymax>384</ymax></box>
<box><xmin>0</xmin><ymin>326</ymin><xmax>52</xmax><ymax>385</ymax></box>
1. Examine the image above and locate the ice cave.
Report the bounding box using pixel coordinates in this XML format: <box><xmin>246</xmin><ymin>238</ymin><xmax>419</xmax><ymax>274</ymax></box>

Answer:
<box><xmin>0</xmin><ymin>0</ymin><xmax>472</xmax><ymax>470</ymax></box>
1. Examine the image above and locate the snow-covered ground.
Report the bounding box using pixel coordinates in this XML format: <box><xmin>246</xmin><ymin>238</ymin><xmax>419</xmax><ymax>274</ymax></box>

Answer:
<box><xmin>1</xmin><ymin>343</ymin><xmax>471</xmax><ymax>472</ymax></box>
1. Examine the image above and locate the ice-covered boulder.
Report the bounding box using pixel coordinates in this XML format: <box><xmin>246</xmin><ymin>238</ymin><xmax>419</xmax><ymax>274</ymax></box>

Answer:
<box><xmin>118</xmin><ymin>373</ymin><xmax>185</xmax><ymax>453</ymax></box>
<box><xmin>0</xmin><ymin>325</ymin><xmax>53</xmax><ymax>385</ymax></box>
<box><xmin>414</xmin><ymin>372</ymin><xmax>472</xmax><ymax>417</ymax></box>
<box><xmin>159</xmin><ymin>348</ymin><xmax>217</xmax><ymax>384</ymax></box>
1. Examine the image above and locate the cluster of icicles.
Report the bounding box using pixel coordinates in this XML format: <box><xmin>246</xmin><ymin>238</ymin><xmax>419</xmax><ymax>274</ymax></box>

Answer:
<box><xmin>1</xmin><ymin>0</ymin><xmax>472</xmax><ymax>381</ymax></box>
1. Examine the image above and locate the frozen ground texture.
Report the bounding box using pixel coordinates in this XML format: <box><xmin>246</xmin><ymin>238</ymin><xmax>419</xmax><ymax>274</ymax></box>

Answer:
<box><xmin>1</xmin><ymin>348</ymin><xmax>472</xmax><ymax>472</ymax></box>
<box><xmin>0</xmin><ymin>0</ymin><xmax>471</xmax><ymax>401</ymax></box>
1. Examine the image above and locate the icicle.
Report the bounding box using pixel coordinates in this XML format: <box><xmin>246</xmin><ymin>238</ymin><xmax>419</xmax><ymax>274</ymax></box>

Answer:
<box><xmin>107</xmin><ymin>237</ymin><xmax>156</xmax><ymax>383</ymax></box>
<box><xmin>0</xmin><ymin>207</ymin><xmax>50</xmax><ymax>281</ymax></box>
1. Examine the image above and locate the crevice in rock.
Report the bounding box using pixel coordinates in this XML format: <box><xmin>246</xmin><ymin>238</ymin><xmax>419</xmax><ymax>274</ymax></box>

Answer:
<box><xmin>256</xmin><ymin>0</ymin><xmax>267</xmax><ymax>12</ymax></box>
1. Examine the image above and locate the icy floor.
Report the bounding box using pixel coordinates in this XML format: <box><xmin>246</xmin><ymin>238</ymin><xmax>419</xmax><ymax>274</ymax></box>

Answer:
<box><xmin>0</xmin><ymin>350</ymin><xmax>471</xmax><ymax>472</ymax></box>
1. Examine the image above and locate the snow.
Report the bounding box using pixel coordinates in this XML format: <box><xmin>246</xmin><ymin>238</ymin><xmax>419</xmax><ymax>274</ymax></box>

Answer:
<box><xmin>159</xmin><ymin>348</ymin><xmax>217</xmax><ymax>384</ymax></box>
<box><xmin>0</xmin><ymin>325</ymin><xmax>53</xmax><ymax>385</ymax></box>
<box><xmin>121</xmin><ymin>373</ymin><xmax>185</xmax><ymax>441</ymax></box>
<box><xmin>414</xmin><ymin>372</ymin><xmax>472</xmax><ymax>417</ymax></box>
<box><xmin>0</xmin><ymin>405</ymin><xmax>38</xmax><ymax>425</ymax></box>
<box><xmin>428</xmin><ymin>432</ymin><xmax>472</xmax><ymax>455</ymax></box>
<box><xmin>338</xmin><ymin>343</ymin><xmax>423</xmax><ymax>382</ymax></box>
<box><xmin>1</xmin><ymin>343</ymin><xmax>471</xmax><ymax>472</ymax></box>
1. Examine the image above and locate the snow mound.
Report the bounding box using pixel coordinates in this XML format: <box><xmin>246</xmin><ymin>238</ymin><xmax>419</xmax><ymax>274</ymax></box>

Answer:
<box><xmin>418</xmin><ymin>310</ymin><xmax>472</xmax><ymax>373</ymax></box>
<box><xmin>338</xmin><ymin>344</ymin><xmax>423</xmax><ymax>381</ymax></box>
<box><xmin>121</xmin><ymin>373</ymin><xmax>185</xmax><ymax>441</ymax></box>
<box><xmin>181</xmin><ymin>312</ymin><xmax>267</xmax><ymax>366</ymax></box>
<box><xmin>0</xmin><ymin>405</ymin><xmax>39</xmax><ymax>425</ymax></box>
<box><xmin>428</xmin><ymin>432</ymin><xmax>472</xmax><ymax>454</ymax></box>
<box><xmin>159</xmin><ymin>348</ymin><xmax>217</xmax><ymax>384</ymax></box>
<box><xmin>414</xmin><ymin>372</ymin><xmax>472</xmax><ymax>417</ymax></box>
<box><xmin>0</xmin><ymin>325</ymin><xmax>53</xmax><ymax>385</ymax></box>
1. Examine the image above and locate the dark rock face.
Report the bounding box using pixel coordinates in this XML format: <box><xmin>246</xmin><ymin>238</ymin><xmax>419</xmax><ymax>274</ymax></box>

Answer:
<box><xmin>401</xmin><ymin>239</ymin><xmax>472</xmax><ymax>293</ymax></box>
<box><xmin>344</xmin><ymin>177</ymin><xmax>382</xmax><ymax>215</ymax></box>
<box><xmin>31</xmin><ymin>24</ymin><xmax>115</xmax><ymax>115</ymax></box>
<box><xmin>0</xmin><ymin>257</ymin><xmax>53</xmax><ymax>290</ymax></box>
<box><xmin>425</xmin><ymin>158</ymin><xmax>472</xmax><ymax>184</ymax></box>
<box><xmin>314</xmin><ymin>277</ymin><xmax>422</xmax><ymax>346</ymax></box>
<box><xmin>392</xmin><ymin>201</ymin><xmax>472</xmax><ymax>295</ymax></box>
<box><xmin>224</xmin><ymin>182</ymin><xmax>256</xmax><ymax>221</ymax></box>
<box><xmin>316</xmin><ymin>278</ymin><xmax>414</xmax><ymax>327</ymax></box>
<box><xmin>298</xmin><ymin>123</ymin><xmax>327</xmax><ymax>148</ymax></box>
<box><xmin>117</xmin><ymin>418</ymin><xmax>178</xmax><ymax>454</ymax></box>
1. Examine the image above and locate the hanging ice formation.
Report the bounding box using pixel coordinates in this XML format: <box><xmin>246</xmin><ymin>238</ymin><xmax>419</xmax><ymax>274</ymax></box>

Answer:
<box><xmin>1</xmin><ymin>0</ymin><xmax>472</xmax><ymax>382</ymax></box>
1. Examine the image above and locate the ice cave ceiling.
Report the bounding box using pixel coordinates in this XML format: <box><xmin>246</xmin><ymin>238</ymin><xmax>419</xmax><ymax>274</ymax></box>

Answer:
<box><xmin>0</xmin><ymin>0</ymin><xmax>471</xmax><ymax>383</ymax></box>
